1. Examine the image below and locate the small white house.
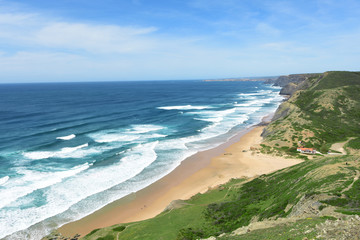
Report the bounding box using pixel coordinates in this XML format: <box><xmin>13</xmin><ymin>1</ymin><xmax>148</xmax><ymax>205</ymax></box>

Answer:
<box><xmin>297</xmin><ymin>147</ymin><xmax>317</xmax><ymax>154</ymax></box>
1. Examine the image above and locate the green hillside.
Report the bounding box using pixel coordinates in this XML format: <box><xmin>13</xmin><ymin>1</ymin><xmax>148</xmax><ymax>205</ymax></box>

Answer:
<box><xmin>262</xmin><ymin>71</ymin><xmax>360</xmax><ymax>154</ymax></box>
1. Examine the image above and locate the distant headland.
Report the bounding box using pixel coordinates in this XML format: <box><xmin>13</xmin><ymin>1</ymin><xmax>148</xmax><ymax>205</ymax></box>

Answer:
<box><xmin>203</xmin><ymin>77</ymin><xmax>277</xmax><ymax>82</ymax></box>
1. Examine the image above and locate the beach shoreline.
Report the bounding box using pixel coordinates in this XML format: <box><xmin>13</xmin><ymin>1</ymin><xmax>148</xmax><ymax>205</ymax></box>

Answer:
<box><xmin>58</xmin><ymin>116</ymin><xmax>302</xmax><ymax>238</ymax></box>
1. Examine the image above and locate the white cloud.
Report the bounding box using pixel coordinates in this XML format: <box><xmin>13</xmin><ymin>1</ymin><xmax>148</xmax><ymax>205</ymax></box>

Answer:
<box><xmin>34</xmin><ymin>23</ymin><xmax>157</xmax><ymax>53</ymax></box>
<box><xmin>256</xmin><ymin>23</ymin><xmax>281</xmax><ymax>36</ymax></box>
<box><xmin>0</xmin><ymin>12</ymin><xmax>35</xmax><ymax>25</ymax></box>
<box><xmin>0</xmin><ymin>11</ymin><xmax>158</xmax><ymax>54</ymax></box>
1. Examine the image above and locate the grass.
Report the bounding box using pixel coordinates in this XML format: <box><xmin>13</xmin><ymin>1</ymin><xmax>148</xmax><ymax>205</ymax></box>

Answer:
<box><xmin>218</xmin><ymin>217</ymin><xmax>328</xmax><ymax>240</ymax></box>
<box><xmin>177</xmin><ymin>156</ymin><xmax>357</xmax><ymax>239</ymax></box>
<box><xmin>82</xmin><ymin>156</ymin><xmax>358</xmax><ymax>240</ymax></box>
<box><xmin>264</xmin><ymin>71</ymin><xmax>360</xmax><ymax>153</ymax></box>
<box><xmin>312</xmin><ymin>71</ymin><xmax>360</xmax><ymax>90</ymax></box>
<box><xmin>347</xmin><ymin>137</ymin><xmax>360</xmax><ymax>150</ymax></box>
<box><xmin>322</xmin><ymin>177</ymin><xmax>360</xmax><ymax>215</ymax></box>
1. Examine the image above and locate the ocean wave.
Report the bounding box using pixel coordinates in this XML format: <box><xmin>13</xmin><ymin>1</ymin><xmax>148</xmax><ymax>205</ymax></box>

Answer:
<box><xmin>194</xmin><ymin>117</ymin><xmax>223</xmax><ymax>123</ymax></box>
<box><xmin>89</xmin><ymin>124</ymin><xmax>166</xmax><ymax>143</ymax></box>
<box><xmin>0</xmin><ymin>142</ymin><xmax>159</xmax><ymax>239</ymax></box>
<box><xmin>238</xmin><ymin>90</ymin><xmax>273</xmax><ymax>97</ymax></box>
<box><xmin>157</xmin><ymin>105</ymin><xmax>212</xmax><ymax>110</ymax></box>
<box><xmin>270</xmin><ymin>85</ymin><xmax>282</xmax><ymax>89</ymax></box>
<box><xmin>128</xmin><ymin>124</ymin><xmax>164</xmax><ymax>133</ymax></box>
<box><xmin>0</xmin><ymin>163</ymin><xmax>91</xmax><ymax>210</ymax></box>
<box><xmin>22</xmin><ymin>143</ymin><xmax>97</xmax><ymax>160</ymax></box>
<box><xmin>235</xmin><ymin>98</ymin><xmax>273</xmax><ymax>107</ymax></box>
<box><xmin>189</xmin><ymin>108</ymin><xmax>236</xmax><ymax>123</ymax></box>
<box><xmin>142</xmin><ymin>133</ymin><xmax>167</xmax><ymax>139</ymax></box>
<box><xmin>0</xmin><ymin>176</ymin><xmax>9</xmax><ymax>185</ymax></box>
<box><xmin>182</xmin><ymin>106</ymin><xmax>255</xmax><ymax>149</ymax></box>
<box><xmin>56</xmin><ymin>134</ymin><xmax>76</xmax><ymax>141</ymax></box>
<box><xmin>156</xmin><ymin>139</ymin><xmax>188</xmax><ymax>151</ymax></box>
<box><xmin>91</xmin><ymin>133</ymin><xmax>140</xmax><ymax>143</ymax></box>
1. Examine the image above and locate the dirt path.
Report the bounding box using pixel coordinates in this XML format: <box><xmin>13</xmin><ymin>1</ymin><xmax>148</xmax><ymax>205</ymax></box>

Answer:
<box><xmin>330</xmin><ymin>140</ymin><xmax>348</xmax><ymax>155</ymax></box>
<box><xmin>342</xmin><ymin>170</ymin><xmax>360</xmax><ymax>194</ymax></box>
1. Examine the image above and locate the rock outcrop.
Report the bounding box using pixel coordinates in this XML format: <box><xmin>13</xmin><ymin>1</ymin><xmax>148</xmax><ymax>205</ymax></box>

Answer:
<box><xmin>266</xmin><ymin>73</ymin><xmax>321</xmax><ymax>96</ymax></box>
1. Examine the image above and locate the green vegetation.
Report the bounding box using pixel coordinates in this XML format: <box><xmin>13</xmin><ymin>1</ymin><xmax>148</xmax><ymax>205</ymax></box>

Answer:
<box><xmin>85</xmin><ymin>156</ymin><xmax>359</xmax><ymax>240</ymax></box>
<box><xmin>322</xmin><ymin>178</ymin><xmax>360</xmax><ymax>215</ymax></box>
<box><xmin>263</xmin><ymin>71</ymin><xmax>360</xmax><ymax>153</ymax></box>
<box><xmin>219</xmin><ymin>217</ymin><xmax>327</xmax><ymax>240</ymax></box>
<box><xmin>112</xmin><ymin>226</ymin><xmax>126</xmax><ymax>232</ymax></box>
<box><xmin>313</xmin><ymin>71</ymin><xmax>360</xmax><ymax>90</ymax></box>
<box><xmin>96</xmin><ymin>235</ymin><xmax>114</xmax><ymax>240</ymax></box>
<box><xmin>83</xmin><ymin>225</ymin><xmax>126</xmax><ymax>239</ymax></box>
<box><xmin>347</xmin><ymin>137</ymin><xmax>360</xmax><ymax>150</ymax></box>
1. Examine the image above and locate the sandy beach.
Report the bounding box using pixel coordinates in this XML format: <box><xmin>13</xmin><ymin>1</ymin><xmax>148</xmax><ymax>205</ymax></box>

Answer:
<box><xmin>59</xmin><ymin>126</ymin><xmax>302</xmax><ymax>237</ymax></box>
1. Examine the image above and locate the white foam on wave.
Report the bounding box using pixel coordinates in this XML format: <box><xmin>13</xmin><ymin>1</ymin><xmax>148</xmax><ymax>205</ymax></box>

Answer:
<box><xmin>0</xmin><ymin>142</ymin><xmax>159</xmax><ymax>239</ymax></box>
<box><xmin>56</xmin><ymin>134</ymin><xmax>76</xmax><ymax>141</ymax></box>
<box><xmin>181</xmin><ymin>107</ymin><xmax>250</xmax><ymax>149</ymax></box>
<box><xmin>164</xmin><ymin>90</ymin><xmax>281</xmax><ymax>151</ymax></box>
<box><xmin>89</xmin><ymin>124</ymin><xmax>166</xmax><ymax>144</ymax></box>
<box><xmin>92</xmin><ymin>133</ymin><xmax>139</xmax><ymax>143</ymax></box>
<box><xmin>22</xmin><ymin>143</ymin><xmax>95</xmax><ymax>160</ymax></box>
<box><xmin>189</xmin><ymin>108</ymin><xmax>236</xmax><ymax>123</ymax></box>
<box><xmin>238</xmin><ymin>90</ymin><xmax>273</xmax><ymax>97</ymax></box>
<box><xmin>142</xmin><ymin>133</ymin><xmax>167</xmax><ymax>139</ymax></box>
<box><xmin>157</xmin><ymin>105</ymin><xmax>212</xmax><ymax>110</ymax></box>
<box><xmin>0</xmin><ymin>163</ymin><xmax>91</xmax><ymax>210</ymax></box>
<box><xmin>128</xmin><ymin>124</ymin><xmax>164</xmax><ymax>134</ymax></box>
<box><xmin>156</xmin><ymin>139</ymin><xmax>188</xmax><ymax>151</ymax></box>
<box><xmin>194</xmin><ymin>117</ymin><xmax>223</xmax><ymax>123</ymax></box>
<box><xmin>270</xmin><ymin>85</ymin><xmax>282</xmax><ymax>89</ymax></box>
<box><xmin>0</xmin><ymin>176</ymin><xmax>9</xmax><ymax>185</ymax></box>
<box><xmin>235</xmin><ymin>98</ymin><xmax>273</xmax><ymax>107</ymax></box>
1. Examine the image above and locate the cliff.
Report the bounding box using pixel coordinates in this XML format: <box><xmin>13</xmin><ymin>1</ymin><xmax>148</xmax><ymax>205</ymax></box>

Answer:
<box><xmin>271</xmin><ymin>73</ymin><xmax>321</xmax><ymax>96</ymax></box>
<box><xmin>262</xmin><ymin>71</ymin><xmax>360</xmax><ymax>153</ymax></box>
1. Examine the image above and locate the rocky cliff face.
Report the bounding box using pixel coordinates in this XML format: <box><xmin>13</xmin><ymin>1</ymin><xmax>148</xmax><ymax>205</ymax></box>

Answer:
<box><xmin>267</xmin><ymin>73</ymin><xmax>321</xmax><ymax>96</ymax></box>
<box><xmin>262</xmin><ymin>74</ymin><xmax>323</xmax><ymax>139</ymax></box>
<box><xmin>273</xmin><ymin>74</ymin><xmax>319</xmax><ymax>87</ymax></box>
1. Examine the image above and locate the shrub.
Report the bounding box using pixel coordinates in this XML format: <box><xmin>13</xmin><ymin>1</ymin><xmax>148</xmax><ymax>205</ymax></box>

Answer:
<box><xmin>113</xmin><ymin>226</ymin><xmax>126</xmax><ymax>232</ymax></box>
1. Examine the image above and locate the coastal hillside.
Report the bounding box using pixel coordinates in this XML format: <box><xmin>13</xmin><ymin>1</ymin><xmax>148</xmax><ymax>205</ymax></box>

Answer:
<box><xmin>262</xmin><ymin>71</ymin><xmax>360</xmax><ymax>155</ymax></box>
<box><xmin>47</xmin><ymin>71</ymin><xmax>360</xmax><ymax>240</ymax></box>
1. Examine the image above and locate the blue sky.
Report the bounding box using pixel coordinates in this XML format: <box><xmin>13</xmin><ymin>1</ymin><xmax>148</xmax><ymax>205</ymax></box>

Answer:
<box><xmin>0</xmin><ymin>0</ymin><xmax>359</xmax><ymax>82</ymax></box>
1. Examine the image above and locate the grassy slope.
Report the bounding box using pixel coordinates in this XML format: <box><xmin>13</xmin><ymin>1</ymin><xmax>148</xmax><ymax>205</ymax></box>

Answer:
<box><xmin>219</xmin><ymin>217</ymin><xmax>331</xmax><ymax>240</ymax></box>
<box><xmin>80</xmin><ymin>71</ymin><xmax>360</xmax><ymax>240</ymax></box>
<box><xmin>84</xmin><ymin>155</ymin><xmax>360</xmax><ymax>240</ymax></box>
<box><xmin>263</xmin><ymin>71</ymin><xmax>360</xmax><ymax>154</ymax></box>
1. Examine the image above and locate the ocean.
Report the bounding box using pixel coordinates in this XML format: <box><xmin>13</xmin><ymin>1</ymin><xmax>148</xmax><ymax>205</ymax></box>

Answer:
<box><xmin>0</xmin><ymin>80</ymin><xmax>282</xmax><ymax>239</ymax></box>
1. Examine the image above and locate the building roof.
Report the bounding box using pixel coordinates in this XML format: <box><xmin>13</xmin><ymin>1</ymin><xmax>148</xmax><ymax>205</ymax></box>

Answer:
<box><xmin>297</xmin><ymin>147</ymin><xmax>315</xmax><ymax>151</ymax></box>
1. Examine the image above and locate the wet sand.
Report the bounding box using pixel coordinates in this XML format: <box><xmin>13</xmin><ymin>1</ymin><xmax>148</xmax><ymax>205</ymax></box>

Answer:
<box><xmin>59</xmin><ymin>126</ymin><xmax>302</xmax><ymax>237</ymax></box>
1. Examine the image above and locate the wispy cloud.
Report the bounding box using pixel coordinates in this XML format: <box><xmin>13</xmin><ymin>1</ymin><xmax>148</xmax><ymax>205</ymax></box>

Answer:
<box><xmin>0</xmin><ymin>0</ymin><xmax>359</xmax><ymax>82</ymax></box>
<box><xmin>0</xmin><ymin>12</ymin><xmax>35</xmax><ymax>24</ymax></box>
<box><xmin>34</xmin><ymin>23</ymin><xmax>157</xmax><ymax>53</ymax></box>
<box><xmin>256</xmin><ymin>23</ymin><xmax>281</xmax><ymax>36</ymax></box>
<box><xmin>0</xmin><ymin>12</ymin><xmax>158</xmax><ymax>54</ymax></box>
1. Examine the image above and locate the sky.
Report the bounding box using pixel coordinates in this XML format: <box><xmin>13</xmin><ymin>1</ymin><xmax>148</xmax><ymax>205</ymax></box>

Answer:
<box><xmin>0</xmin><ymin>0</ymin><xmax>359</xmax><ymax>83</ymax></box>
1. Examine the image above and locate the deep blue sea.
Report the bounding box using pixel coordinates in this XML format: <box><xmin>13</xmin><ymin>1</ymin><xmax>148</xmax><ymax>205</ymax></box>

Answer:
<box><xmin>0</xmin><ymin>80</ymin><xmax>282</xmax><ymax>239</ymax></box>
